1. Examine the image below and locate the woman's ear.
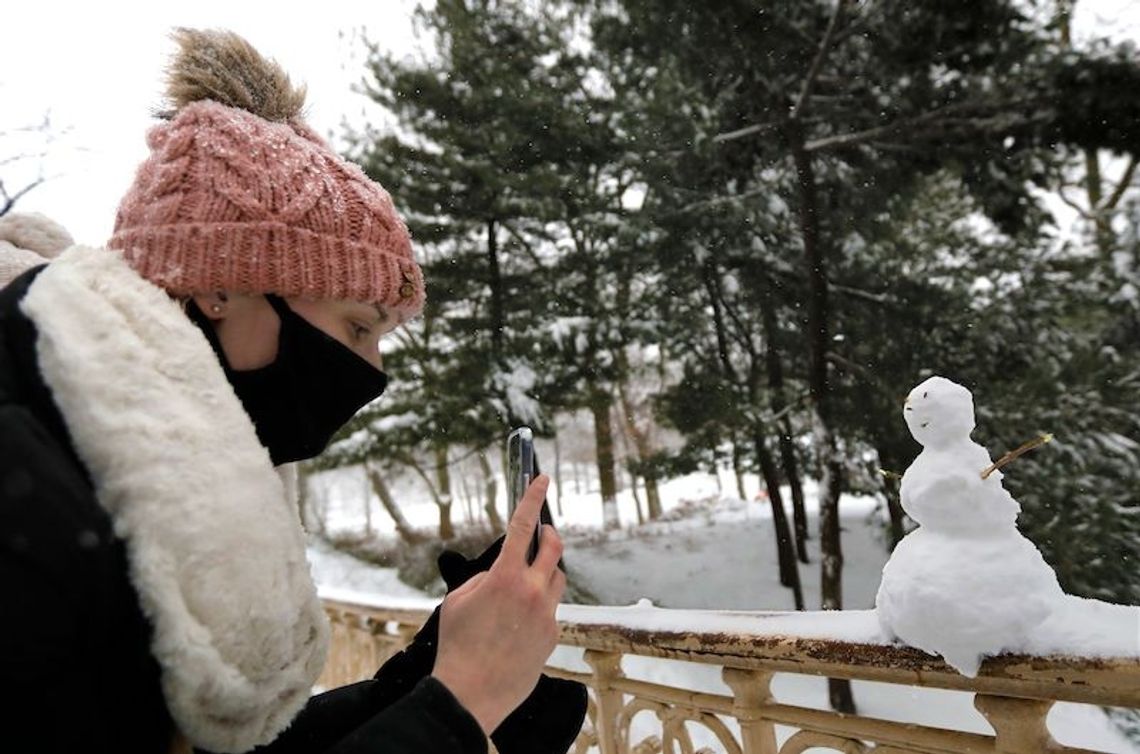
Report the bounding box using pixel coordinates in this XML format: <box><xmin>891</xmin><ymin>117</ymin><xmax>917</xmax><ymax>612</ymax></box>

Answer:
<box><xmin>191</xmin><ymin>292</ymin><xmax>229</xmax><ymax>320</ymax></box>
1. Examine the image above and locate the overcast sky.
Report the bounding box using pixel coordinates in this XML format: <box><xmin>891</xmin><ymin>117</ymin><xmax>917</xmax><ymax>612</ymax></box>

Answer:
<box><xmin>1</xmin><ymin>0</ymin><xmax>1137</xmax><ymax>246</ymax></box>
<box><xmin>0</xmin><ymin>0</ymin><xmax>426</xmax><ymax>244</ymax></box>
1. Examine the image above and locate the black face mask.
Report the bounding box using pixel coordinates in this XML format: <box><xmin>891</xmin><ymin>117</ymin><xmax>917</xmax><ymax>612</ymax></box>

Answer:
<box><xmin>189</xmin><ymin>295</ymin><xmax>389</xmax><ymax>465</ymax></box>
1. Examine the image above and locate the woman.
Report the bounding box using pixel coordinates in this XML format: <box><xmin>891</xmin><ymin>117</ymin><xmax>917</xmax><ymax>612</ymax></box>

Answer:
<box><xmin>0</xmin><ymin>28</ymin><xmax>569</xmax><ymax>754</ymax></box>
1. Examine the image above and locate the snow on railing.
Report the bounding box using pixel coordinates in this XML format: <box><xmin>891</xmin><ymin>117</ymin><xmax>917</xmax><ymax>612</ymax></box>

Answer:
<box><xmin>319</xmin><ymin>596</ymin><xmax>1140</xmax><ymax>754</ymax></box>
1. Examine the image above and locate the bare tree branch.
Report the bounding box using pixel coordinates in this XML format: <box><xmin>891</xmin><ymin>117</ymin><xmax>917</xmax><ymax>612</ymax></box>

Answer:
<box><xmin>867</xmin><ymin>140</ymin><xmax>928</xmax><ymax>155</ymax></box>
<box><xmin>712</xmin><ymin>121</ymin><xmax>781</xmax><ymax>144</ymax></box>
<box><xmin>717</xmin><ymin>282</ymin><xmax>762</xmax><ymax>358</ymax></box>
<box><xmin>1104</xmin><ymin>155</ymin><xmax>1138</xmax><ymax>211</ymax></box>
<box><xmin>791</xmin><ymin>0</ymin><xmax>851</xmax><ymax>122</ymax></box>
<box><xmin>805</xmin><ymin>120</ymin><xmax>908</xmax><ymax>153</ymax></box>
<box><xmin>1057</xmin><ymin>187</ymin><xmax>1093</xmax><ymax>219</ymax></box>
<box><xmin>830</xmin><ymin>0</ymin><xmax>878</xmax><ymax>46</ymax></box>
<box><xmin>1</xmin><ymin>110</ymin><xmax>71</xmax><ymax>216</ymax></box>
<box><xmin>765</xmin><ymin>391</ymin><xmax>811</xmax><ymax>425</ymax></box>
<box><xmin>0</xmin><ymin>150</ymin><xmax>50</xmax><ymax>169</ymax></box>
<box><xmin>711</xmin><ymin>0</ymin><xmax>851</xmax><ymax>145</ymax></box>
<box><xmin>825</xmin><ymin>350</ymin><xmax>897</xmax><ymax>400</ymax></box>
<box><xmin>802</xmin><ymin>99</ymin><xmax>1041</xmax><ymax>153</ymax></box>
<box><xmin>830</xmin><ymin>282</ymin><xmax>895</xmax><ymax>306</ymax></box>
<box><xmin>501</xmin><ymin>221</ymin><xmax>548</xmax><ymax>268</ymax></box>
<box><xmin>0</xmin><ymin>176</ymin><xmax>46</xmax><ymax>217</ymax></box>
<box><xmin>739</xmin><ymin>391</ymin><xmax>813</xmax><ymax>428</ymax></box>
<box><xmin>672</xmin><ymin>186</ymin><xmax>772</xmax><ymax>214</ymax></box>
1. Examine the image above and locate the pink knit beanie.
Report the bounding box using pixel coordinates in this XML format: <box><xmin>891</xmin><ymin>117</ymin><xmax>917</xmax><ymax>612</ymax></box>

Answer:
<box><xmin>109</xmin><ymin>29</ymin><xmax>424</xmax><ymax>318</ymax></box>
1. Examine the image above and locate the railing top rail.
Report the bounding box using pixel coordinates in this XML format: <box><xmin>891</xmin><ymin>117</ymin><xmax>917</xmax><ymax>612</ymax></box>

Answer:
<box><xmin>321</xmin><ymin>598</ymin><xmax>1140</xmax><ymax>709</ymax></box>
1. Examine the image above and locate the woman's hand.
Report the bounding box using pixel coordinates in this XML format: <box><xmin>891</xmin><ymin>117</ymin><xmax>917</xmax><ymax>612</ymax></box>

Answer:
<box><xmin>430</xmin><ymin>474</ymin><xmax>566</xmax><ymax>735</ymax></box>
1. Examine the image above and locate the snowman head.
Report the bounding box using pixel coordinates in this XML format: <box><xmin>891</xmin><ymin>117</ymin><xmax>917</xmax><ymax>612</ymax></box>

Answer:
<box><xmin>904</xmin><ymin>376</ymin><xmax>976</xmax><ymax>448</ymax></box>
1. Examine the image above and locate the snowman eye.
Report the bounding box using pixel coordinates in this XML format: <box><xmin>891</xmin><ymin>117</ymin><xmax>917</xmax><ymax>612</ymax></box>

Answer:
<box><xmin>923</xmin><ymin>391</ymin><xmax>928</xmax><ymax>398</ymax></box>
<box><xmin>921</xmin><ymin>421</ymin><xmax>930</xmax><ymax>428</ymax></box>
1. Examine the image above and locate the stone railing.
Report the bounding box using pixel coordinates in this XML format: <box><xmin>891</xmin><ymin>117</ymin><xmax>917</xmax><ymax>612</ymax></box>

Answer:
<box><xmin>319</xmin><ymin>596</ymin><xmax>1140</xmax><ymax>754</ymax></box>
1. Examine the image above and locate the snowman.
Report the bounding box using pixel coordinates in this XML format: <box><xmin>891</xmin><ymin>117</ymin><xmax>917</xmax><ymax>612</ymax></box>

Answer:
<box><xmin>875</xmin><ymin>376</ymin><xmax>1064</xmax><ymax>677</ymax></box>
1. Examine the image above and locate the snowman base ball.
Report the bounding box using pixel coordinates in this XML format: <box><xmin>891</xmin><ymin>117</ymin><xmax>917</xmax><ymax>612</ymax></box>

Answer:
<box><xmin>876</xmin><ymin>528</ymin><xmax>1062</xmax><ymax>677</ymax></box>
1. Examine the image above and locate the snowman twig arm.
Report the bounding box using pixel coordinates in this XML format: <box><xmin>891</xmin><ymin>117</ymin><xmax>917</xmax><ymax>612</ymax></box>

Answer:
<box><xmin>980</xmin><ymin>434</ymin><xmax>1054</xmax><ymax>480</ymax></box>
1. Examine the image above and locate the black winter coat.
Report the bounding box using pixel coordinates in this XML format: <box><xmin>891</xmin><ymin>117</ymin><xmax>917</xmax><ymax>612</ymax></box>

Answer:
<box><xmin>0</xmin><ymin>265</ymin><xmax>486</xmax><ymax>754</ymax></box>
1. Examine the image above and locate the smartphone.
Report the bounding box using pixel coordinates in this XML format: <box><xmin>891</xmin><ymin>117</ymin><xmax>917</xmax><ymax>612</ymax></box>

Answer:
<box><xmin>507</xmin><ymin>426</ymin><xmax>542</xmax><ymax>563</ymax></box>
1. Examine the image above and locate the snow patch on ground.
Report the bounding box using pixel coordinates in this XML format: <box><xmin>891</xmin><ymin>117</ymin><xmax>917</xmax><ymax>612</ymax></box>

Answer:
<box><xmin>307</xmin><ymin>537</ymin><xmax>431</xmax><ymax>602</ymax></box>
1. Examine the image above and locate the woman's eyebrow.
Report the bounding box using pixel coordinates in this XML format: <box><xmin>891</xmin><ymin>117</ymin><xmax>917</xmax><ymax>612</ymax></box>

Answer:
<box><xmin>371</xmin><ymin>305</ymin><xmax>389</xmax><ymax>324</ymax></box>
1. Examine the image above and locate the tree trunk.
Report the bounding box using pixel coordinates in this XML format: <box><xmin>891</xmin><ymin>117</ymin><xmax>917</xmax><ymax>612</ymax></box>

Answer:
<box><xmin>791</xmin><ymin>124</ymin><xmax>854</xmax><ymax>714</ymax></box>
<box><xmin>437</xmin><ymin>501</ymin><xmax>454</xmax><ymax>540</ymax></box>
<box><xmin>472</xmin><ymin>453</ymin><xmax>485</xmax><ymax>522</ymax></box>
<box><xmin>758</xmin><ymin>281</ymin><xmax>810</xmax><ymax>562</ymax></box>
<box><xmin>1056</xmin><ymin>2</ymin><xmax>1118</xmax><ymax>258</ymax></box>
<box><xmin>629</xmin><ymin>467</ymin><xmax>645</xmax><ymax>525</ymax></box>
<box><xmin>877</xmin><ymin>448</ymin><xmax>908</xmax><ymax>550</ymax></box>
<box><xmin>884</xmin><ymin>475</ymin><xmax>906</xmax><ymax>551</ymax></box>
<box><xmin>702</xmin><ymin>255</ymin><xmax>804</xmax><ymax>611</ymax></box>
<box><xmin>697</xmin><ymin>257</ymin><xmax>729</xmax><ymax>499</ymax></box>
<box><xmin>361</xmin><ymin>467</ymin><xmax>373</xmax><ymax>537</ymax></box>
<box><xmin>404</xmin><ymin>451</ymin><xmax>455</xmax><ymax>541</ymax></box>
<box><xmin>1084</xmin><ymin>150</ymin><xmax>1116</xmax><ymax>255</ymax></box>
<box><xmin>644</xmin><ymin>473</ymin><xmax>662</xmax><ymax>520</ymax></box>
<box><xmin>613</xmin><ymin>416</ymin><xmax>639</xmax><ymax>519</ymax></box>
<box><xmin>553</xmin><ymin>430</ymin><xmax>565</xmax><ymax>517</ymax></box>
<box><xmin>479</xmin><ymin>450</ymin><xmax>505</xmax><ymax>535</ymax></box>
<box><xmin>615</xmin><ymin>372</ymin><xmax>663</xmax><ymax>521</ymax></box>
<box><xmin>780</xmin><ymin>420</ymin><xmax>810</xmax><ymax>563</ymax></box>
<box><xmin>459</xmin><ymin>463</ymin><xmax>475</xmax><ymax>524</ymax></box>
<box><xmin>365</xmin><ymin>463</ymin><xmax>426</xmax><ymax>545</ymax></box>
<box><xmin>754</xmin><ymin>432</ymin><xmax>804</xmax><ymax>610</ymax></box>
<box><xmin>590</xmin><ymin>390</ymin><xmax>620</xmax><ymax>529</ymax></box>
<box><xmin>732</xmin><ymin>439</ymin><xmax>748</xmax><ymax>500</ymax></box>
<box><xmin>434</xmin><ymin>445</ymin><xmax>455</xmax><ymax>540</ymax></box>
<box><xmin>486</xmin><ymin>218</ymin><xmax>505</xmax><ymax>360</ymax></box>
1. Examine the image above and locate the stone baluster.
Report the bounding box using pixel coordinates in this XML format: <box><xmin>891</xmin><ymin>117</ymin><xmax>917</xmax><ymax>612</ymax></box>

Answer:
<box><xmin>585</xmin><ymin>650</ymin><xmax>627</xmax><ymax>754</ymax></box>
<box><xmin>364</xmin><ymin>617</ymin><xmax>387</xmax><ymax>670</ymax></box>
<box><xmin>722</xmin><ymin>668</ymin><xmax>778</xmax><ymax>754</ymax></box>
<box><xmin>397</xmin><ymin>621</ymin><xmax>419</xmax><ymax>648</ymax></box>
<box><xmin>974</xmin><ymin>694</ymin><xmax>1057</xmax><ymax>753</ymax></box>
<box><xmin>323</xmin><ymin>609</ymin><xmax>349</xmax><ymax>687</ymax></box>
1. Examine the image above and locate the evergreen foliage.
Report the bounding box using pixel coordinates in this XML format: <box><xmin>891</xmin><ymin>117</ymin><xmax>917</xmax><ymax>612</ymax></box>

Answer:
<box><xmin>326</xmin><ymin>0</ymin><xmax>1140</xmax><ymax>611</ymax></box>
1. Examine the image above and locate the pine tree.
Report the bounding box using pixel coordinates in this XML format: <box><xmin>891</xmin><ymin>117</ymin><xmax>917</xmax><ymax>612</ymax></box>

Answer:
<box><xmin>340</xmin><ymin>0</ymin><xmax>635</xmax><ymax>529</ymax></box>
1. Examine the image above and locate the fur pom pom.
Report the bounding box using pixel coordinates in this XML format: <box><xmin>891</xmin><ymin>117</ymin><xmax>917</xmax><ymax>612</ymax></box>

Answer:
<box><xmin>162</xmin><ymin>28</ymin><xmax>306</xmax><ymax>122</ymax></box>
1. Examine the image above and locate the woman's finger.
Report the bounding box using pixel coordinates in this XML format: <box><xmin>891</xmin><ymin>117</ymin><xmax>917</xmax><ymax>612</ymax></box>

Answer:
<box><xmin>531</xmin><ymin>524</ymin><xmax>563</xmax><ymax>579</ymax></box>
<box><xmin>500</xmin><ymin>474</ymin><xmax>550</xmax><ymax>566</ymax></box>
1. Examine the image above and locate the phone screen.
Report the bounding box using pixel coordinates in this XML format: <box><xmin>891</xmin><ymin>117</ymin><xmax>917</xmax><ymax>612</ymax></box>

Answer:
<box><xmin>507</xmin><ymin>426</ymin><xmax>540</xmax><ymax>563</ymax></box>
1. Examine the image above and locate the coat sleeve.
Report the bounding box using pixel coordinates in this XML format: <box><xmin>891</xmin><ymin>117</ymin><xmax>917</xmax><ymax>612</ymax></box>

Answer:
<box><xmin>248</xmin><ymin>677</ymin><xmax>487</xmax><ymax>754</ymax></box>
<box><xmin>0</xmin><ymin>403</ymin><xmax>176</xmax><ymax>754</ymax></box>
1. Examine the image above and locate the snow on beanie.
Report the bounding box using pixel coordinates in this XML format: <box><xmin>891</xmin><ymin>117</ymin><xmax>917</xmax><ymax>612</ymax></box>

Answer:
<box><xmin>0</xmin><ymin>212</ymin><xmax>74</xmax><ymax>288</ymax></box>
<box><xmin>108</xmin><ymin>28</ymin><xmax>424</xmax><ymax>318</ymax></box>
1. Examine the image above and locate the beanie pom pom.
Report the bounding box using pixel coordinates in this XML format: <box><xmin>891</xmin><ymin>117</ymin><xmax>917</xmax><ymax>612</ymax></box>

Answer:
<box><xmin>161</xmin><ymin>28</ymin><xmax>307</xmax><ymax>123</ymax></box>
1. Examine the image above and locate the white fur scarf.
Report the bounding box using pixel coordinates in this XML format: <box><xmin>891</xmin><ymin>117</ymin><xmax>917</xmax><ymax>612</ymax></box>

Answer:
<box><xmin>20</xmin><ymin>245</ymin><xmax>328</xmax><ymax>753</ymax></box>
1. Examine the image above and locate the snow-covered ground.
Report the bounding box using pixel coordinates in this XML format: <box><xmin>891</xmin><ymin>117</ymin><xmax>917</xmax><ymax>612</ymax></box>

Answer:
<box><xmin>306</xmin><ymin>467</ymin><xmax>1140</xmax><ymax>753</ymax></box>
